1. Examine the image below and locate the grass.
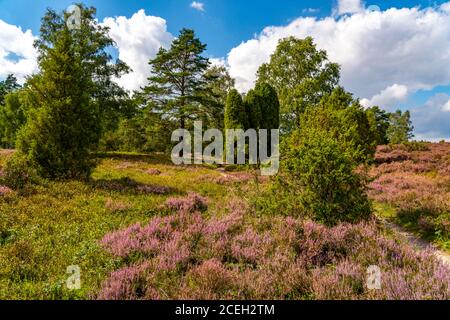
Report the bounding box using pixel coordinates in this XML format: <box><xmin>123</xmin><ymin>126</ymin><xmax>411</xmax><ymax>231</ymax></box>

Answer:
<box><xmin>0</xmin><ymin>152</ymin><xmax>238</xmax><ymax>299</ymax></box>
<box><xmin>0</xmin><ymin>146</ymin><xmax>449</xmax><ymax>300</ymax></box>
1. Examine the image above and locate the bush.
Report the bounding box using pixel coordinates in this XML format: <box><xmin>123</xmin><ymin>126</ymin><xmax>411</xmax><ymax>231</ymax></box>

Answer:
<box><xmin>2</xmin><ymin>153</ymin><xmax>38</xmax><ymax>190</ymax></box>
<box><xmin>402</xmin><ymin>141</ymin><xmax>429</xmax><ymax>152</ymax></box>
<box><xmin>281</xmin><ymin>128</ymin><xmax>372</xmax><ymax>225</ymax></box>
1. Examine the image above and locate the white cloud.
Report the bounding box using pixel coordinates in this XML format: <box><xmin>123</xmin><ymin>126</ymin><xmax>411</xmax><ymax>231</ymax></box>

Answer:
<box><xmin>412</xmin><ymin>93</ymin><xmax>450</xmax><ymax>141</ymax></box>
<box><xmin>442</xmin><ymin>99</ymin><xmax>450</xmax><ymax>112</ymax></box>
<box><xmin>303</xmin><ymin>8</ymin><xmax>320</xmax><ymax>14</ymax></box>
<box><xmin>336</xmin><ymin>0</ymin><xmax>363</xmax><ymax>15</ymax></box>
<box><xmin>209</xmin><ymin>57</ymin><xmax>227</xmax><ymax>68</ymax></box>
<box><xmin>360</xmin><ymin>84</ymin><xmax>408</xmax><ymax>110</ymax></box>
<box><xmin>0</xmin><ymin>19</ymin><xmax>38</xmax><ymax>83</ymax></box>
<box><xmin>190</xmin><ymin>1</ymin><xmax>205</xmax><ymax>12</ymax></box>
<box><xmin>102</xmin><ymin>9</ymin><xmax>173</xmax><ymax>92</ymax></box>
<box><xmin>225</xmin><ymin>3</ymin><xmax>450</xmax><ymax>101</ymax></box>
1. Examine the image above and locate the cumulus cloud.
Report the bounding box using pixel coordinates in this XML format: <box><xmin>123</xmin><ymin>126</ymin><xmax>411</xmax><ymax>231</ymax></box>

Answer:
<box><xmin>226</xmin><ymin>3</ymin><xmax>450</xmax><ymax>104</ymax></box>
<box><xmin>190</xmin><ymin>2</ymin><xmax>205</xmax><ymax>12</ymax></box>
<box><xmin>209</xmin><ymin>57</ymin><xmax>227</xmax><ymax>68</ymax></box>
<box><xmin>0</xmin><ymin>19</ymin><xmax>38</xmax><ymax>83</ymax></box>
<box><xmin>443</xmin><ymin>99</ymin><xmax>450</xmax><ymax>112</ymax></box>
<box><xmin>412</xmin><ymin>93</ymin><xmax>450</xmax><ymax>141</ymax></box>
<box><xmin>336</xmin><ymin>0</ymin><xmax>363</xmax><ymax>15</ymax></box>
<box><xmin>360</xmin><ymin>84</ymin><xmax>408</xmax><ymax>110</ymax></box>
<box><xmin>223</xmin><ymin>2</ymin><xmax>450</xmax><ymax>140</ymax></box>
<box><xmin>102</xmin><ymin>10</ymin><xmax>173</xmax><ymax>92</ymax></box>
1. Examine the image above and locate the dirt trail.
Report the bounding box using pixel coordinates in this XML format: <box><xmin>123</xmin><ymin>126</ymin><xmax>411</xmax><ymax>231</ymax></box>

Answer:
<box><xmin>380</xmin><ymin>219</ymin><xmax>450</xmax><ymax>267</ymax></box>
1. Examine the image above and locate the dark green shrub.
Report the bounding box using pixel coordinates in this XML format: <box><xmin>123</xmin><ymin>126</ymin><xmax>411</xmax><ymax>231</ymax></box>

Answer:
<box><xmin>282</xmin><ymin>129</ymin><xmax>372</xmax><ymax>225</ymax></box>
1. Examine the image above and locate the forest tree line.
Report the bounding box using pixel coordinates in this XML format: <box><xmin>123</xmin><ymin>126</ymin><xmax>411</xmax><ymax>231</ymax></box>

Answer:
<box><xmin>0</xmin><ymin>5</ymin><xmax>413</xmax><ymax>181</ymax></box>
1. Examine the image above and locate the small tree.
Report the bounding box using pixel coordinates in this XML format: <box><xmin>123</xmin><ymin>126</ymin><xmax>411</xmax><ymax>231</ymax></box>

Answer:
<box><xmin>387</xmin><ymin>110</ymin><xmax>414</xmax><ymax>144</ymax></box>
<box><xmin>244</xmin><ymin>89</ymin><xmax>263</xmax><ymax>130</ymax></box>
<box><xmin>15</xmin><ymin>5</ymin><xmax>129</xmax><ymax>179</ymax></box>
<box><xmin>257</xmin><ymin>36</ymin><xmax>340</xmax><ymax>131</ymax></box>
<box><xmin>366</xmin><ymin>106</ymin><xmax>390</xmax><ymax>145</ymax></box>
<box><xmin>302</xmin><ymin>88</ymin><xmax>377</xmax><ymax>164</ymax></box>
<box><xmin>256</xmin><ymin>83</ymin><xmax>280</xmax><ymax>131</ymax></box>
<box><xmin>245</xmin><ymin>83</ymin><xmax>279</xmax><ymax>131</ymax></box>
<box><xmin>0</xmin><ymin>74</ymin><xmax>20</xmax><ymax>106</ymax></box>
<box><xmin>224</xmin><ymin>89</ymin><xmax>247</xmax><ymax>130</ymax></box>
<box><xmin>283</xmin><ymin>127</ymin><xmax>371</xmax><ymax>225</ymax></box>
<box><xmin>0</xmin><ymin>91</ymin><xmax>26</xmax><ymax>148</ymax></box>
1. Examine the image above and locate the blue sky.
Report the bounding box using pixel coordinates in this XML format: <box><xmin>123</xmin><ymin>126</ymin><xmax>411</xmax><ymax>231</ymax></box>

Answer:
<box><xmin>1</xmin><ymin>0</ymin><xmax>450</xmax><ymax>140</ymax></box>
<box><xmin>0</xmin><ymin>0</ymin><xmax>446</xmax><ymax>57</ymax></box>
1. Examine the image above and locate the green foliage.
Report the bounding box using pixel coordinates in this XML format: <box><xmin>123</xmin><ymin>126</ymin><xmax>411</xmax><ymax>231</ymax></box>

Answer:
<box><xmin>243</xmin><ymin>89</ymin><xmax>263</xmax><ymax>130</ymax></box>
<box><xmin>301</xmin><ymin>88</ymin><xmax>377</xmax><ymax>164</ymax></box>
<box><xmin>100</xmin><ymin>107</ymin><xmax>176</xmax><ymax>153</ymax></box>
<box><xmin>255</xmin><ymin>88</ymin><xmax>374</xmax><ymax>225</ymax></box>
<box><xmin>281</xmin><ymin>128</ymin><xmax>372</xmax><ymax>225</ymax></box>
<box><xmin>0</xmin><ymin>74</ymin><xmax>21</xmax><ymax>106</ymax></box>
<box><xmin>0</xmin><ymin>91</ymin><xmax>26</xmax><ymax>148</ymax></box>
<box><xmin>198</xmin><ymin>66</ymin><xmax>235</xmax><ymax>130</ymax></box>
<box><xmin>257</xmin><ymin>36</ymin><xmax>340</xmax><ymax>132</ymax></box>
<box><xmin>401</xmin><ymin>140</ymin><xmax>429</xmax><ymax>152</ymax></box>
<box><xmin>244</xmin><ymin>83</ymin><xmax>280</xmax><ymax>131</ymax></box>
<box><xmin>141</xmin><ymin>28</ymin><xmax>209</xmax><ymax>129</ymax></box>
<box><xmin>387</xmin><ymin>110</ymin><xmax>414</xmax><ymax>144</ymax></box>
<box><xmin>16</xmin><ymin>5</ymin><xmax>129</xmax><ymax>179</ymax></box>
<box><xmin>2</xmin><ymin>153</ymin><xmax>39</xmax><ymax>190</ymax></box>
<box><xmin>366</xmin><ymin>106</ymin><xmax>390</xmax><ymax>145</ymax></box>
<box><xmin>224</xmin><ymin>89</ymin><xmax>247</xmax><ymax>129</ymax></box>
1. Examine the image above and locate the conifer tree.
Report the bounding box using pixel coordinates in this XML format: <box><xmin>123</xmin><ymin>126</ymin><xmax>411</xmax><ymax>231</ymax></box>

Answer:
<box><xmin>224</xmin><ymin>89</ymin><xmax>247</xmax><ymax>130</ymax></box>
<box><xmin>142</xmin><ymin>29</ymin><xmax>209</xmax><ymax>129</ymax></box>
<box><xmin>16</xmin><ymin>4</ymin><xmax>129</xmax><ymax>179</ymax></box>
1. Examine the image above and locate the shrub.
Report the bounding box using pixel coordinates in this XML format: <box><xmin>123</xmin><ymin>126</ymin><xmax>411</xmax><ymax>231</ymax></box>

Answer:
<box><xmin>2</xmin><ymin>153</ymin><xmax>38</xmax><ymax>190</ymax></box>
<box><xmin>281</xmin><ymin>129</ymin><xmax>372</xmax><ymax>225</ymax></box>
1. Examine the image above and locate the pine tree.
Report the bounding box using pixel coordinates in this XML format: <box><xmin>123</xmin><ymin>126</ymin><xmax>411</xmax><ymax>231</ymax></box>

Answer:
<box><xmin>142</xmin><ymin>29</ymin><xmax>209</xmax><ymax>129</ymax></box>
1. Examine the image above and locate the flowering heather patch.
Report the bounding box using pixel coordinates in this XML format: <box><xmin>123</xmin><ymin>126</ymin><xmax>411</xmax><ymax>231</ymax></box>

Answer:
<box><xmin>105</xmin><ymin>198</ymin><xmax>133</xmax><ymax>213</ymax></box>
<box><xmin>197</xmin><ymin>172</ymin><xmax>265</xmax><ymax>185</ymax></box>
<box><xmin>116</xmin><ymin>161</ymin><xmax>134</xmax><ymax>169</ymax></box>
<box><xmin>375</xmin><ymin>147</ymin><xmax>411</xmax><ymax>164</ymax></box>
<box><xmin>370</xmin><ymin>160</ymin><xmax>434</xmax><ymax>175</ymax></box>
<box><xmin>94</xmin><ymin>178</ymin><xmax>171</xmax><ymax>195</ymax></box>
<box><xmin>0</xmin><ymin>185</ymin><xmax>13</xmax><ymax>196</ymax></box>
<box><xmin>143</xmin><ymin>168</ymin><xmax>161</xmax><ymax>176</ymax></box>
<box><xmin>165</xmin><ymin>192</ymin><xmax>208</xmax><ymax>212</ymax></box>
<box><xmin>136</xmin><ymin>184</ymin><xmax>170</xmax><ymax>195</ymax></box>
<box><xmin>98</xmin><ymin>205</ymin><xmax>449</xmax><ymax>300</ymax></box>
<box><xmin>370</xmin><ymin>142</ymin><xmax>450</xmax><ymax>247</ymax></box>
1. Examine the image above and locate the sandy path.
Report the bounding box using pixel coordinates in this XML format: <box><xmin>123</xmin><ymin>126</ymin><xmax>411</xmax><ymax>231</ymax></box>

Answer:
<box><xmin>380</xmin><ymin>219</ymin><xmax>450</xmax><ymax>267</ymax></box>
